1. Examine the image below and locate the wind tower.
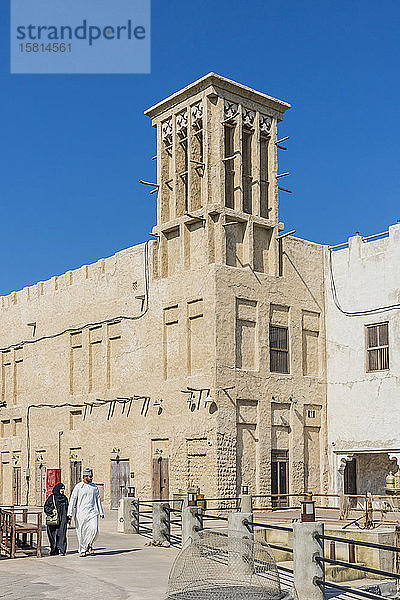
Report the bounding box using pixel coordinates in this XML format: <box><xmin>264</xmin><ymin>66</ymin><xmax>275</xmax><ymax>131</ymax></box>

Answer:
<box><xmin>145</xmin><ymin>73</ymin><xmax>291</xmax><ymax>277</ymax></box>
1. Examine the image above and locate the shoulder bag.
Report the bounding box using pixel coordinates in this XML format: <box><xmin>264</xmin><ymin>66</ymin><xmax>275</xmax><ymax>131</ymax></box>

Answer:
<box><xmin>45</xmin><ymin>495</ymin><xmax>59</xmax><ymax>527</ymax></box>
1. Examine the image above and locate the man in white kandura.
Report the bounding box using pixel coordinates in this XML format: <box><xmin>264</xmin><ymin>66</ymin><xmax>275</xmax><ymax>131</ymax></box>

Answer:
<box><xmin>67</xmin><ymin>467</ymin><xmax>104</xmax><ymax>557</ymax></box>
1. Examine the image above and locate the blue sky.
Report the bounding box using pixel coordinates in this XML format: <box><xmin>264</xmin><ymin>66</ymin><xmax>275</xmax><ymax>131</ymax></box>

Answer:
<box><xmin>1</xmin><ymin>0</ymin><xmax>399</xmax><ymax>295</ymax></box>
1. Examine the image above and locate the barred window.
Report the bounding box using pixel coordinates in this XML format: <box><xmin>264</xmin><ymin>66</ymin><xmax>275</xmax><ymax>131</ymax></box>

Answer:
<box><xmin>366</xmin><ymin>322</ymin><xmax>389</xmax><ymax>371</ymax></box>
<box><xmin>270</xmin><ymin>326</ymin><xmax>289</xmax><ymax>373</ymax></box>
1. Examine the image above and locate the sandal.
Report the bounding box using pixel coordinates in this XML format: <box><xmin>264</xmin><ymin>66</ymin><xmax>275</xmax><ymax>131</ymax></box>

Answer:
<box><xmin>79</xmin><ymin>552</ymin><xmax>86</xmax><ymax>557</ymax></box>
<box><xmin>87</xmin><ymin>547</ymin><xmax>95</xmax><ymax>554</ymax></box>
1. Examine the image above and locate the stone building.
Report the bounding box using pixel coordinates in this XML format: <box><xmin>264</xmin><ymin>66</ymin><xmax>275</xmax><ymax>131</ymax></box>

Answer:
<box><xmin>0</xmin><ymin>74</ymin><xmax>328</xmax><ymax>509</ymax></box>
<box><xmin>325</xmin><ymin>224</ymin><xmax>400</xmax><ymax>496</ymax></box>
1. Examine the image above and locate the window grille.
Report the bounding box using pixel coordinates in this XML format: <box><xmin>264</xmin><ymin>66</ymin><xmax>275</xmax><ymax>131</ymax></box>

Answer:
<box><xmin>366</xmin><ymin>322</ymin><xmax>389</xmax><ymax>371</ymax></box>
<box><xmin>269</xmin><ymin>326</ymin><xmax>289</xmax><ymax>373</ymax></box>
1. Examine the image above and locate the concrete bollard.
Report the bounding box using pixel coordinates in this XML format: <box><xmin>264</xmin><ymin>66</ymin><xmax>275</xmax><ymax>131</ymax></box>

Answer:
<box><xmin>228</xmin><ymin>511</ymin><xmax>253</xmax><ymax>575</ymax></box>
<box><xmin>117</xmin><ymin>497</ymin><xmax>139</xmax><ymax>534</ymax></box>
<box><xmin>240</xmin><ymin>494</ymin><xmax>253</xmax><ymax>513</ymax></box>
<box><xmin>293</xmin><ymin>522</ymin><xmax>324</xmax><ymax>600</ymax></box>
<box><xmin>152</xmin><ymin>502</ymin><xmax>170</xmax><ymax>545</ymax></box>
<box><xmin>182</xmin><ymin>506</ymin><xmax>203</xmax><ymax>546</ymax></box>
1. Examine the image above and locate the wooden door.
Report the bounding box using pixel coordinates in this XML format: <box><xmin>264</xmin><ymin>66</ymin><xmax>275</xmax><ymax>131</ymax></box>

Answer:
<box><xmin>36</xmin><ymin>462</ymin><xmax>47</xmax><ymax>506</ymax></box>
<box><xmin>236</xmin><ymin>424</ymin><xmax>257</xmax><ymax>496</ymax></box>
<box><xmin>12</xmin><ymin>467</ymin><xmax>21</xmax><ymax>505</ymax></box>
<box><xmin>344</xmin><ymin>458</ymin><xmax>357</xmax><ymax>507</ymax></box>
<box><xmin>111</xmin><ymin>460</ymin><xmax>130</xmax><ymax>509</ymax></box>
<box><xmin>344</xmin><ymin>458</ymin><xmax>357</xmax><ymax>494</ymax></box>
<box><xmin>152</xmin><ymin>457</ymin><xmax>169</xmax><ymax>500</ymax></box>
<box><xmin>271</xmin><ymin>450</ymin><xmax>289</xmax><ymax>507</ymax></box>
<box><xmin>70</xmin><ymin>460</ymin><xmax>82</xmax><ymax>494</ymax></box>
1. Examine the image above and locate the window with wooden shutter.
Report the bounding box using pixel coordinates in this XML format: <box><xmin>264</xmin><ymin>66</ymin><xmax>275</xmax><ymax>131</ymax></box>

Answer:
<box><xmin>366</xmin><ymin>322</ymin><xmax>389</xmax><ymax>371</ymax></box>
<box><xmin>269</xmin><ymin>326</ymin><xmax>289</xmax><ymax>373</ymax></box>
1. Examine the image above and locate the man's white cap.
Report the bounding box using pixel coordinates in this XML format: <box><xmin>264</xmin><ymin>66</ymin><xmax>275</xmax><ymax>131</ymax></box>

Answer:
<box><xmin>83</xmin><ymin>468</ymin><xmax>93</xmax><ymax>476</ymax></box>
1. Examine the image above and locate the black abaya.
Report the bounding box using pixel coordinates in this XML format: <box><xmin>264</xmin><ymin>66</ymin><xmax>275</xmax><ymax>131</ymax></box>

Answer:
<box><xmin>44</xmin><ymin>483</ymin><xmax>69</xmax><ymax>555</ymax></box>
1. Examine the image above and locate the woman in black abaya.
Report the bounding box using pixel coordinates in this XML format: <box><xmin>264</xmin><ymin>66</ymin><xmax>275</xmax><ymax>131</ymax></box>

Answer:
<box><xmin>44</xmin><ymin>483</ymin><xmax>69</xmax><ymax>555</ymax></box>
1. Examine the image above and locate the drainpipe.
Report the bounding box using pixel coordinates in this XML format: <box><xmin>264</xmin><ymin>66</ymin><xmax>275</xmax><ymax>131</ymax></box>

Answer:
<box><xmin>58</xmin><ymin>431</ymin><xmax>63</xmax><ymax>469</ymax></box>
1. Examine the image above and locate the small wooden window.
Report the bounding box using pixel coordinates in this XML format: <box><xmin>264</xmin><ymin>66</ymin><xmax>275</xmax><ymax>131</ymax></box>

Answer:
<box><xmin>270</xmin><ymin>326</ymin><xmax>289</xmax><ymax>373</ymax></box>
<box><xmin>307</xmin><ymin>409</ymin><xmax>316</xmax><ymax>419</ymax></box>
<box><xmin>271</xmin><ymin>450</ymin><xmax>288</xmax><ymax>507</ymax></box>
<box><xmin>366</xmin><ymin>322</ymin><xmax>389</xmax><ymax>371</ymax></box>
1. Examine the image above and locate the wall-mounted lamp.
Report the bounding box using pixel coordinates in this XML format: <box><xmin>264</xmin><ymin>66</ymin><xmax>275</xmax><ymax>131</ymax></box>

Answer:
<box><xmin>35</xmin><ymin>454</ymin><xmax>44</xmax><ymax>464</ymax></box>
<box><xmin>188</xmin><ymin>492</ymin><xmax>197</xmax><ymax>506</ymax></box>
<box><xmin>300</xmin><ymin>499</ymin><xmax>315</xmax><ymax>522</ymax></box>
<box><xmin>204</xmin><ymin>395</ymin><xmax>215</xmax><ymax>405</ymax></box>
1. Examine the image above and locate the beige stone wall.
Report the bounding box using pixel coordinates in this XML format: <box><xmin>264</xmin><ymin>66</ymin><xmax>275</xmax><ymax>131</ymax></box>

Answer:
<box><xmin>0</xmin><ymin>236</ymin><xmax>327</xmax><ymax>507</ymax></box>
<box><xmin>0</xmin><ymin>74</ymin><xmax>328</xmax><ymax>508</ymax></box>
<box><xmin>213</xmin><ymin>236</ymin><xmax>328</xmax><ymax>499</ymax></box>
<box><xmin>0</xmin><ymin>242</ymin><xmax>222</xmax><ymax>507</ymax></box>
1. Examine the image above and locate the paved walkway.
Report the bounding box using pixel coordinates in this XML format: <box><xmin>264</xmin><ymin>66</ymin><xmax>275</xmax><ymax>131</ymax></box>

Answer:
<box><xmin>0</xmin><ymin>511</ymin><xmax>178</xmax><ymax>600</ymax></box>
<box><xmin>1</xmin><ymin>509</ymin><xmax>396</xmax><ymax>599</ymax></box>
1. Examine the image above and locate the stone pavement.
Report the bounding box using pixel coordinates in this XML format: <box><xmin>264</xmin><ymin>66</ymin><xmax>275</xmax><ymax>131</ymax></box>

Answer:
<box><xmin>0</xmin><ymin>511</ymin><xmax>179</xmax><ymax>600</ymax></box>
<box><xmin>2</xmin><ymin>509</ymin><xmax>394</xmax><ymax>599</ymax></box>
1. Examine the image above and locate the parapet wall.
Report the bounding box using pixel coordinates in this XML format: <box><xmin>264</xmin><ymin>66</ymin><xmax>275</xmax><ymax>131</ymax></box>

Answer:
<box><xmin>0</xmin><ymin>241</ymin><xmax>152</xmax><ymax>349</ymax></box>
<box><xmin>327</xmin><ymin>223</ymin><xmax>400</xmax><ymax>313</ymax></box>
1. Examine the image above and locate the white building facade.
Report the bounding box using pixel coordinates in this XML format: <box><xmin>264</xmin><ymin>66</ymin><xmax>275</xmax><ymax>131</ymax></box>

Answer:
<box><xmin>325</xmin><ymin>222</ymin><xmax>400</xmax><ymax>496</ymax></box>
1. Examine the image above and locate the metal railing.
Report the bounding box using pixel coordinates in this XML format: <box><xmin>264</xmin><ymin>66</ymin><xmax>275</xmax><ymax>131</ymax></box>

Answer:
<box><xmin>131</xmin><ymin>498</ymin><xmax>186</xmax><ymax>544</ymax></box>
<box><xmin>130</xmin><ymin>494</ymin><xmax>400</xmax><ymax>599</ymax></box>
<box><xmin>319</xmin><ymin>579</ymin><xmax>391</xmax><ymax>600</ymax></box>
<box><xmin>244</xmin><ymin>519</ymin><xmax>294</xmax><ymax>555</ymax></box>
<box><xmin>315</xmin><ymin>530</ymin><xmax>400</xmax><ymax>600</ymax></box>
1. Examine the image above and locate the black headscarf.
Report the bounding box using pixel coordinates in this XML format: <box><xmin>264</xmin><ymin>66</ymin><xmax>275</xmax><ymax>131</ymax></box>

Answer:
<box><xmin>52</xmin><ymin>483</ymin><xmax>68</xmax><ymax>509</ymax></box>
